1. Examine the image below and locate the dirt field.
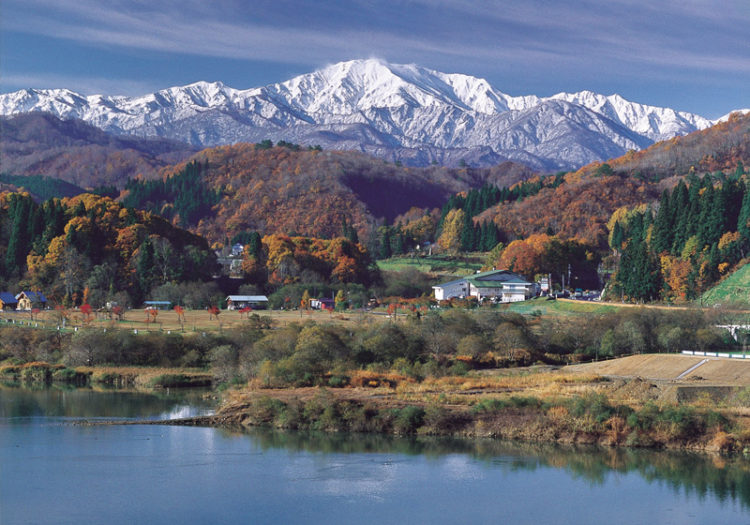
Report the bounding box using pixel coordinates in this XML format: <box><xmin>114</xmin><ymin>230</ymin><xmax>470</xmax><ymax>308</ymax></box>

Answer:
<box><xmin>565</xmin><ymin>354</ymin><xmax>750</xmax><ymax>386</ymax></box>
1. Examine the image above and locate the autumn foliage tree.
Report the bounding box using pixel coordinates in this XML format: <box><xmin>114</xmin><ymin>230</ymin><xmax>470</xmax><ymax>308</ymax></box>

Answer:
<box><xmin>0</xmin><ymin>191</ymin><xmax>217</xmax><ymax>308</ymax></box>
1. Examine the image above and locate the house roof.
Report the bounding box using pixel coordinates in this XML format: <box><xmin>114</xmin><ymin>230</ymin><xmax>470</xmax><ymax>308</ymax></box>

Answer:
<box><xmin>227</xmin><ymin>295</ymin><xmax>268</xmax><ymax>302</ymax></box>
<box><xmin>472</xmin><ymin>269</ymin><xmax>530</xmax><ymax>282</ymax></box>
<box><xmin>435</xmin><ymin>269</ymin><xmax>531</xmax><ymax>289</ymax></box>
<box><xmin>0</xmin><ymin>292</ymin><xmax>18</xmax><ymax>304</ymax></box>
<box><xmin>432</xmin><ymin>277</ymin><xmax>467</xmax><ymax>289</ymax></box>
<box><xmin>16</xmin><ymin>291</ymin><xmax>47</xmax><ymax>302</ymax></box>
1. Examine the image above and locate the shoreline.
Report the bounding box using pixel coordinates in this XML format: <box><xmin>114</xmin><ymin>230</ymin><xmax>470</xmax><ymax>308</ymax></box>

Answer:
<box><xmin>78</xmin><ymin>384</ymin><xmax>750</xmax><ymax>456</ymax></box>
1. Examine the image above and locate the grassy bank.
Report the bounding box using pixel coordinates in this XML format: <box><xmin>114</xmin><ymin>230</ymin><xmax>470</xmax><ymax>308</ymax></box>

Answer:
<box><xmin>214</xmin><ymin>366</ymin><xmax>750</xmax><ymax>454</ymax></box>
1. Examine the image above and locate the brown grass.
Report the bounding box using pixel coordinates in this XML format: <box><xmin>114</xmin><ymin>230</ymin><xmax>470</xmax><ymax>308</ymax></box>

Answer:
<box><xmin>0</xmin><ymin>308</ymin><xmax>387</xmax><ymax>333</ymax></box>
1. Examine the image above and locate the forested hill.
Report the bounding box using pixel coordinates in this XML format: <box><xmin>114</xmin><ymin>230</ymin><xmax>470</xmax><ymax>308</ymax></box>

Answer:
<box><xmin>572</xmin><ymin>111</ymin><xmax>750</xmax><ymax>181</ymax></box>
<box><xmin>0</xmin><ymin>113</ymin><xmax>197</xmax><ymax>189</ymax></box>
<box><xmin>0</xmin><ymin>191</ymin><xmax>217</xmax><ymax>306</ymax></box>
<box><xmin>476</xmin><ymin>113</ymin><xmax>750</xmax><ymax>249</ymax></box>
<box><xmin>123</xmin><ymin>142</ymin><xmax>536</xmax><ymax>243</ymax></box>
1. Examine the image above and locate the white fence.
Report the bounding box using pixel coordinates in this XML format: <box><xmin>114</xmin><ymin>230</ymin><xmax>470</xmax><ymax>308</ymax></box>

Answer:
<box><xmin>681</xmin><ymin>350</ymin><xmax>750</xmax><ymax>359</ymax></box>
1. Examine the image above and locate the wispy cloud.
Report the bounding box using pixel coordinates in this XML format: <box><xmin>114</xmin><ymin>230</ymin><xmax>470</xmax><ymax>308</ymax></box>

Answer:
<box><xmin>6</xmin><ymin>0</ymin><xmax>748</xmax><ymax>75</ymax></box>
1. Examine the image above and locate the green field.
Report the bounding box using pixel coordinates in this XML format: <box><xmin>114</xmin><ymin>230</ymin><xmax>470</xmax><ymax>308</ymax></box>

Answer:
<box><xmin>701</xmin><ymin>262</ymin><xmax>750</xmax><ymax>306</ymax></box>
<box><xmin>502</xmin><ymin>297</ymin><xmax>621</xmax><ymax>316</ymax></box>
<box><xmin>376</xmin><ymin>254</ymin><xmax>482</xmax><ymax>276</ymax></box>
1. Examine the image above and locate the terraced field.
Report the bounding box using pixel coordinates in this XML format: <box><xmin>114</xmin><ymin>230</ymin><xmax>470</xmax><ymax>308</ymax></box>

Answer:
<box><xmin>566</xmin><ymin>354</ymin><xmax>750</xmax><ymax>386</ymax></box>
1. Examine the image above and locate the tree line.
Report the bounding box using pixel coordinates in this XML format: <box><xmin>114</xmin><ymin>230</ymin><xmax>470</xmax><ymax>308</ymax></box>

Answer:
<box><xmin>609</xmin><ymin>170</ymin><xmax>750</xmax><ymax>302</ymax></box>
<box><xmin>122</xmin><ymin>160</ymin><xmax>221</xmax><ymax>227</ymax></box>
<box><xmin>0</xmin><ymin>192</ymin><xmax>217</xmax><ymax>307</ymax></box>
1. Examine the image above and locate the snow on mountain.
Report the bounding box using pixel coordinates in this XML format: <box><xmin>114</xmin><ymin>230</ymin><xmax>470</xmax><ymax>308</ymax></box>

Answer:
<box><xmin>715</xmin><ymin>109</ymin><xmax>750</xmax><ymax>123</ymax></box>
<box><xmin>549</xmin><ymin>90</ymin><xmax>713</xmax><ymax>142</ymax></box>
<box><xmin>0</xmin><ymin>58</ymin><xmax>723</xmax><ymax>170</ymax></box>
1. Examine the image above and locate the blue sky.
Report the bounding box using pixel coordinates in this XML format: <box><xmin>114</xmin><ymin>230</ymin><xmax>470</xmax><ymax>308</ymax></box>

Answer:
<box><xmin>2</xmin><ymin>0</ymin><xmax>748</xmax><ymax>119</ymax></box>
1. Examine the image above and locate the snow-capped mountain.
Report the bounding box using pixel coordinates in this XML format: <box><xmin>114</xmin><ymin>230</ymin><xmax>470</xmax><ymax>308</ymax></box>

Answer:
<box><xmin>0</xmin><ymin>59</ymin><xmax>721</xmax><ymax>170</ymax></box>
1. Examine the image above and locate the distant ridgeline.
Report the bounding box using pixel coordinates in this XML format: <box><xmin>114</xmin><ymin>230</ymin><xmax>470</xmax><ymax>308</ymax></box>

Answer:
<box><xmin>122</xmin><ymin>160</ymin><xmax>221</xmax><ymax>228</ymax></box>
<box><xmin>609</xmin><ymin>168</ymin><xmax>750</xmax><ymax>302</ymax></box>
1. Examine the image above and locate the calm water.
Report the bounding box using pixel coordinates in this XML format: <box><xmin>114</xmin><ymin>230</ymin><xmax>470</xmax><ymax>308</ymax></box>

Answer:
<box><xmin>2</xmin><ymin>386</ymin><xmax>750</xmax><ymax>525</ymax></box>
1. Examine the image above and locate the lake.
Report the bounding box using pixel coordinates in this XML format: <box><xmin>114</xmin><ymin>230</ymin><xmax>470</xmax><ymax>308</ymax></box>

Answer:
<box><xmin>2</xmin><ymin>385</ymin><xmax>749</xmax><ymax>525</ymax></box>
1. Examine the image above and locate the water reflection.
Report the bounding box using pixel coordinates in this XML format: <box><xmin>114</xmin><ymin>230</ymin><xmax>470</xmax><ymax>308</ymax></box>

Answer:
<box><xmin>0</xmin><ymin>383</ymin><xmax>216</xmax><ymax>420</ymax></box>
<box><xmin>3</xmin><ymin>385</ymin><xmax>750</xmax><ymax>520</ymax></box>
<box><xmin>240</xmin><ymin>428</ymin><xmax>750</xmax><ymax>510</ymax></box>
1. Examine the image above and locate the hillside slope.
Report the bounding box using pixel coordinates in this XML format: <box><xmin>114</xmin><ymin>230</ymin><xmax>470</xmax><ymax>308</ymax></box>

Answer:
<box><xmin>574</xmin><ymin>111</ymin><xmax>750</xmax><ymax>180</ymax></box>
<box><xmin>478</xmin><ymin>113</ymin><xmax>750</xmax><ymax>248</ymax></box>
<box><xmin>143</xmin><ymin>144</ymin><xmax>535</xmax><ymax>243</ymax></box>
<box><xmin>702</xmin><ymin>262</ymin><xmax>750</xmax><ymax>306</ymax></box>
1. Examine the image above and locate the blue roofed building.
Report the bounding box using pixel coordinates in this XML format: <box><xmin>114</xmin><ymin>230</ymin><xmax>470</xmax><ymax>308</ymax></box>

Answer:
<box><xmin>0</xmin><ymin>292</ymin><xmax>18</xmax><ymax>311</ymax></box>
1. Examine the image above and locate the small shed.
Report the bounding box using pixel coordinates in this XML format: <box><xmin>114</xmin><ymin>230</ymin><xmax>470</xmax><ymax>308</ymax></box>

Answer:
<box><xmin>226</xmin><ymin>295</ymin><xmax>268</xmax><ymax>310</ymax></box>
<box><xmin>143</xmin><ymin>300</ymin><xmax>172</xmax><ymax>310</ymax></box>
<box><xmin>0</xmin><ymin>292</ymin><xmax>18</xmax><ymax>311</ymax></box>
<box><xmin>15</xmin><ymin>291</ymin><xmax>47</xmax><ymax>311</ymax></box>
<box><xmin>310</xmin><ymin>298</ymin><xmax>335</xmax><ymax>311</ymax></box>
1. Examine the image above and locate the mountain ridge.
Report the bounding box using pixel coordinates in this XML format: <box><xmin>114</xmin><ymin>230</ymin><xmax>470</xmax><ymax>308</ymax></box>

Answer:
<box><xmin>0</xmin><ymin>58</ymin><xmax>730</xmax><ymax>170</ymax></box>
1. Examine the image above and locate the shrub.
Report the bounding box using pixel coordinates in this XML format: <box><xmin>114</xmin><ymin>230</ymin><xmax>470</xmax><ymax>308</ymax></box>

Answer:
<box><xmin>472</xmin><ymin>396</ymin><xmax>542</xmax><ymax>413</ymax></box>
<box><xmin>149</xmin><ymin>374</ymin><xmax>211</xmax><ymax>388</ymax></box>
<box><xmin>569</xmin><ymin>393</ymin><xmax>615</xmax><ymax>423</ymax></box>
<box><xmin>392</xmin><ymin>406</ymin><xmax>425</xmax><ymax>434</ymax></box>
<box><xmin>93</xmin><ymin>372</ymin><xmax>124</xmax><ymax>385</ymax></box>
<box><xmin>51</xmin><ymin>368</ymin><xmax>88</xmax><ymax>385</ymax></box>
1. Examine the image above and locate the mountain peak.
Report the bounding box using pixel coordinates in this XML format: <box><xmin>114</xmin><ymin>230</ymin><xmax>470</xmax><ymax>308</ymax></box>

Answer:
<box><xmin>0</xmin><ymin>59</ymin><xmax>729</xmax><ymax>170</ymax></box>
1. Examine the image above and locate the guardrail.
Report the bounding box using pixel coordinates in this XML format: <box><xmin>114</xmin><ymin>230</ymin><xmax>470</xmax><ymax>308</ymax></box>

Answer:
<box><xmin>681</xmin><ymin>350</ymin><xmax>750</xmax><ymax>359</ymax></box>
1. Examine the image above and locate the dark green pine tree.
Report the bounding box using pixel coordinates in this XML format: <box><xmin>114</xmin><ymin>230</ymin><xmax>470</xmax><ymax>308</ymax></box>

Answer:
<box><xmin>617</xmin><ymin>210</ymin><xmax>662</xmax><ymax>302</ymax></box>
<box><xmin>696</xmin><ymin>182</ymin><xmax>715</xmax><ymax>247</ymax></box>
<box><xmin>481</xmin><ymin>221</ymin><xmax>499</xmax><ymax>252</ymax></box>
<box><xmin>73</xmin><ymin>200</ymin><xmax>86</xmax><ymax>217</ymax></box>
<box><xmin>670</xmin><ymin>181</ymin><xmax>690</xmax><ymax>255</ymax></box>
<box><xmin>5</xmin><ymin>195</ymin><xmax>32</xmax><ymax>276</ymax></box>
<box><xmin>705</xmin><ymin>243</ymin><xmax>721</xmax><ymax>284</ymax></box>
<box><xmin>341</xmin><ymin>217</ymin><xmax>359</xmax><ymax>244</ymax></box>
<box><xmin>702</xmin><ymin>183</ymin><xmax>726</xmax><ymax>247</ymax></box>
<box><xmin>735</xmin><ymin>161</ymin><xmax>745</xmax><ymax>178</ymax></box>
<box><xmin>246</xmin><ymin>231</ymin><xmax>262</xmax><ymax>258</ymax></box>
<box><xmin>135</xmin><ymin>237</ymin><xmax>156</xmax><ymax>302</ymax></box>
<box><xmin>737</xmin><ymin>182</ymin><xmax>750</xmax><ymax>254</ymax></box>
<box><xmin>391</xmin><ymin>226</ymin><xmax>406</xmax><ymax>255</ymax></box>
<box><xmin>460</xmin><ymin>212</ymin><xmax>476</xmax><ymax>252</ymax></box>
<box><xmin>627</xmin><ymin>239</ymin><xmax>662</xmax><ymax>302</ymax></box>
<box><xmin>651</xmin><ymin>190</ymin><xmax>673</xmax><ymax>254</ymax></box>
<box><xmin>722</xmin><ymin>177</ymin><xmax>744</xmax><ymax>234</ymax></box>
<box><xmin>378</xmin><ymin>227</ymin><xmax>393</xmax><ymax>259</ymax></box>
<box><xmin>610</xmin><ymin>221</ymin><xmax>625</xmax><ymax>252</ymax></box>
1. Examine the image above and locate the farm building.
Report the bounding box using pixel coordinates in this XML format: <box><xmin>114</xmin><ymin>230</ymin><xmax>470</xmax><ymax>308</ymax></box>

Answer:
<box><xmin>0</xmin><ymin>292</ymin><xmax>18</xmax><ymax>311</ymax></box>
<box><xmin>226</xmin><ymin>295</ymin><xmax>269</xmax><ymax>310</ymax></box>
<box><xmin>143</xmin><ymin>300</ymin><xmax>172</xmax><ymax>310</ymax></box>
<box><xmin>15</xmin><ymin>291</ymin><xmax>47</xmax><ymax>311</ymax></box>
<box><xmin>310</xmin><ymin>298</ymin><xmax>335</xmax><ymax>310</ymax></box>
<box><xmin>432</xmin><ymin>269</ymin><xmax>535</xmax><ymax>302</ymax></box>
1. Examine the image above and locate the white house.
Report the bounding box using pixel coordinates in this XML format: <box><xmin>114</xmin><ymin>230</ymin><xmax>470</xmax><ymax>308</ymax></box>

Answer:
<box><xmin>432</xmin><ymin>277</ymin><xmax>469</xmax><ymax>301</ymax></box>
<box><xmin>432</xmin><ymin>269</ymin><xmax>535</xmax><ymax>303</ymax></box>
